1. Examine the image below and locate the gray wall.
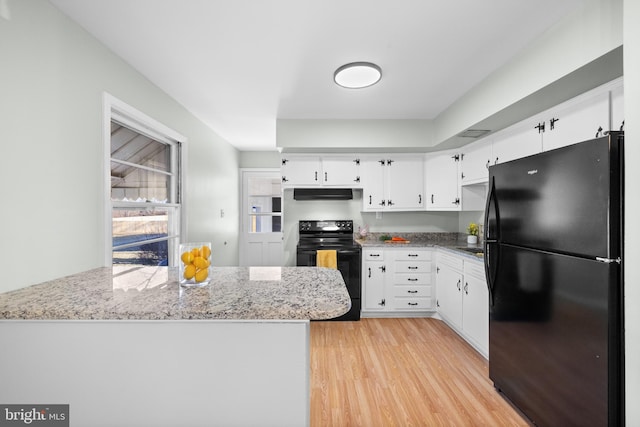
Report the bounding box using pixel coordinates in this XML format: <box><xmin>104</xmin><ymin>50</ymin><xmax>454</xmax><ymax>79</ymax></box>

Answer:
<box><xmin>0</xmin><ymin>0</ymin><xmax>240</xmax><ymax>292</ymax></box>
<box><xmin>239</xmin><ymin>151</ymin><xmax>281</xmax><ymax>168</ymax></box>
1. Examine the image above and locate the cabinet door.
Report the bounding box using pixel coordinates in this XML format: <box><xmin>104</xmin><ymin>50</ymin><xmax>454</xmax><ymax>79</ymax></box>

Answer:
<box><xmin>363</xmin><ymin>261</ymin><xmax>387</xmax><ymax>310</ymax></box>
<box><xmin>387</xmin><ymin>157</ymin><xmax>424</xmax><ymax>210</ymax></box>
<box><xmin>436</xmin><ymin>263</ymin><xmax>463</xmax><ymax>329</ymax></box>
<box><xmin>462</xmin><ymin>271</ymin><xmax>489</xmax><ymax>356</ymax></box>
<box><xmin>322</xmin><ymin>157</ymin><xmax>361</xmax><ymax>186</ymax></box>
<box><xmin>281</xmin><ymin>156</ymin><xmax>321</xmax><ymax>186</ymax></box>
<box><xmin>360</xmin><ymin>158</ymin><xmax>387</xmax><ymax>211</ymax></box>
<box><xmin>425</xmin><ymin>152</ymin><xmax>459</xmax><ymax>210</ymax></box>
<box><xmin>491</xmin><ymin>118</ymin><xmax>543</xmax><ymax>165</ymax></box>
<box><xmin>542</xmin><ymin>90</ymin><xmax>610</xmax><ymax>151</ymax></box>
<box><xmin>461</xmin><ymin>140</ymin><xmax>492</xmax><ymax>184</ymax></box>
<box><xmin>610</xmin><ymin>82</ymin><xmax>624</xmax><ymax>133</ymax></box>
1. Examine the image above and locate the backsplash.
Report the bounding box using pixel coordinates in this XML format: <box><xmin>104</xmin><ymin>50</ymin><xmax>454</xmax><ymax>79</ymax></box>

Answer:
<box><xmin>357</xmin><ymin>232</ymin><xmax>461</xmax><ymax>244</ymax></box>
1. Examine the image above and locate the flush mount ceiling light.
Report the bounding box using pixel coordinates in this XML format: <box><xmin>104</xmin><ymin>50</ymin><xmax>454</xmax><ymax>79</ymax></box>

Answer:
<box><xmin>334</xmin><ymin>62</ymin><xmax>382</xmax><ymax>89</ymax></box>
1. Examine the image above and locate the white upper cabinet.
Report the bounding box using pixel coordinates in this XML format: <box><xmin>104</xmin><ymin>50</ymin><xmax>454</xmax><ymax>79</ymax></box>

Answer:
<box><xmin>425</xmin><ymin>151</ymin><xmax>460</xmax><ymax>211</ymax></box>
<box><xmin>361</xmin><ymin>158</ymin><xmax>388</xmax><ymax>210</ymax></box>
<box><xmin>321</xmin><ymin>156</ymin><xmax>361</xmax><ymax>186</ymax></box>
<box><xmin>280</xmin><ymin>156</ymin><xmax>321</xmax><ymax>186</ymax></box>
<box><xmin>541</xmin><ymin>89</ymin><xmax>610</xmax><ymax>151</ymax></box>
<box><xmin>361</xmin><ymin>156</ymin><xmax>424</xmax><ymax>211</ymax></box>
<box><xmin>387</xmin><ymin>157</ymin><xmax>424</xmax><ymax>210</ymax></box>
<box><xmin>460</xmin><ymin>139</ymin><xmax>492</xmax><ymax>184</ymax></box>
<box><xmin>491</xmin><ymin>115</ymin><xmax>544</xmax><ymax>165</ymax></box>
<box><xmin>280</xmin><ymin>155</ymin><xmax>360</xmax><ymax>187</ymax></box>
<box><xmin>611</xmin><ymin>79</ymin><xmax>624</xmax><ymax>133</ymax></box>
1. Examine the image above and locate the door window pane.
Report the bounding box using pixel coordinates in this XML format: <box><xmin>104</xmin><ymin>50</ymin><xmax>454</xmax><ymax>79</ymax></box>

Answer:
<box><xmin>249</xmin><ymin>214</ymin><xmax>282</xmax><ymax>233</ymax></box>
<box><xmin>247</xmin><ymin>175</ymin><xmax>281</xmax><ymax>233</ymax></box>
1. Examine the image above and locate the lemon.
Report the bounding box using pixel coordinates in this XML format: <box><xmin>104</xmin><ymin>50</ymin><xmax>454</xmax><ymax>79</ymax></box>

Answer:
<box><xmin>183</xmin><ymin>264</ymin><xmax>196</xmax><ymax>280</ymax></box>
<box><xmin>201</xmin><ymin>245</ymin><xmax>211</xmax><ymax>260</ymax></box>
<box><xmin>191</xmin><ymin>247</ymin><xmax>201</xmax><ymax>258</ymax></box>
<box><xmin>195</xmin><ymin>268</ymin><xmax>208</xmax><ymax>283</ymax></box>
<box><xmin>181</xmin><ymin>251</ymin><xmax>194</xmax><ymax>265</ymax></box>
<box><xmin>193</xmin><ymin>256</ymin><xmax>208</xmax><ymax>269</ymax></box>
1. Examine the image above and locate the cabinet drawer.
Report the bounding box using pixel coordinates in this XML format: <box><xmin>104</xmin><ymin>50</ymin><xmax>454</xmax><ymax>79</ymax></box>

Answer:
<box><xmin>437</xmin><ymin>251</ymin><xmax>463</xmax><ymax>271</ymax></box>
<box><xmin>392</xmin><ymin>297</ymin><xmax>433</xmax><ymax>310</ymax></box>
<box><xmin>395</xmin><ymin>261</ymin><xmax>430</xmax><ymax>273</ymax></box>
<box><xmin>393</xmin><ymin>273</ymin><xmax>431</xmax><ymax>285</ymax></box>
<box><xmin>393</xmin><ymin>250</ymin><xmax>432</xmax><ymax>261</ymax></box>
<box><xmin>364</xmin><ymin>250</ymin><xmax>384</xmax><ymax>261</ymax></box>
<box><xmin>464</xmin><ymin>259</ymin><xmax>485</xmax><ymax>279</ymax></box>
<box><xmin>393</xmin><ymin>285</ymin><xmax>432</xmax><ymax>298</ymax></box>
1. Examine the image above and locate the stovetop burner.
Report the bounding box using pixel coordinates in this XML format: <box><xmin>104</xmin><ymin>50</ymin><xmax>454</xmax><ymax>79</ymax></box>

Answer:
<box><xmin>297</xmin><ymin>220</ymin><xmax>356</xmax><ymax>248</ymax></box>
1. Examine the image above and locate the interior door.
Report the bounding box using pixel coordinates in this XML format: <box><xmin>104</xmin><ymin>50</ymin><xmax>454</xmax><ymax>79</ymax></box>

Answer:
<box><xmin>240</xmin><ymin>169</ymin><xmax>283</xmax><ymax>266</ymax></box>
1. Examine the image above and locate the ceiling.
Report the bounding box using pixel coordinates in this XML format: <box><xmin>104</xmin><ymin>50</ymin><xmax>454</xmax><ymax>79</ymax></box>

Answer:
<box><xmin>50</xmin><ymin>0</ymin><xmax>584</xmax><ymax>151</ymax></box>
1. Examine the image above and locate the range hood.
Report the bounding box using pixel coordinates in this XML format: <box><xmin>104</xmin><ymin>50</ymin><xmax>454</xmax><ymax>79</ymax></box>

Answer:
<box><xmin>293</xmin><ymin>188</ymin><xmax>353</xmax><ymax>201</ymax></box>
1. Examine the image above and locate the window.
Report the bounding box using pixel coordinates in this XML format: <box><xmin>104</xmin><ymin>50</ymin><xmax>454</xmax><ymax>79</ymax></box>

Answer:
<box><xmin>105</xmin><ymin>94</ymin><xmax>185</xmax><ymax>267</ymax></box>
<box><xmin>247</xmin><ymin>175</ymin><xmax>281</xmax><ymax>233</ymax></box>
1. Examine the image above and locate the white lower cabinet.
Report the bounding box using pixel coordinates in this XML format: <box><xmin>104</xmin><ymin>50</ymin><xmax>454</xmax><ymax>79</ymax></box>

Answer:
<box><xmin>435</xmin><ymin>250</ymin><xmax>489</xmax><ymax>358</ymax></box>
<box><xmin>362</xmin><ymin>247</ymin><xmax>435</xmax><ymax>316</ymax></box>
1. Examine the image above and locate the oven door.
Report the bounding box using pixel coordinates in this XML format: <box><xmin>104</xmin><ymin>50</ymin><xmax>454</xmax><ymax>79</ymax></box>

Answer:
<box><xmin>296</xmin><ymin>246</ymin><xmax>361</xmax><ymax>320</ymax></box>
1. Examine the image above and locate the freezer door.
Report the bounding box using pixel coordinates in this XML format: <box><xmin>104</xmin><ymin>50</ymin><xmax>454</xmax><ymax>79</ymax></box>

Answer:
<box><xmin>488</xmin><ymin>133</ymin><xmax>622</xmax><ymax>259</ymax></box>
<box><xmin>489</xmin><ymin>244</ymin><xmax>621</xmax><ymax>427</ymax></box>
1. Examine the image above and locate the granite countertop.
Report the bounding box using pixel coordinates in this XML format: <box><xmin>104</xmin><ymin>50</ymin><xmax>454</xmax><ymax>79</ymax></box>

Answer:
<box><xmin>355</xmin><ymin>232</ymin><xmax>484</xmax><ymax>261</ymax></box>
<box><xmin>0</xmin><ymin>266</ymin><xmax>351</xmax><ymax>321</ymax></box>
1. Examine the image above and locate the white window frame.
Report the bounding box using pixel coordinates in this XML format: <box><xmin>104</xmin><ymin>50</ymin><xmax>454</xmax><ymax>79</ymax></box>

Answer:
<box><xmin>102</xmin><ymin>93</ymin><xmax>187</xmax><ymax>267</ymax></box>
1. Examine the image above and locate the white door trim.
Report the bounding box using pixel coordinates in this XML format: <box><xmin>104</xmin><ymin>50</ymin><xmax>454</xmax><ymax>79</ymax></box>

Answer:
<box><xmin>239</xmin><ymin>168</ymin><xmax>283</xmax><ymax>266</ymax></box>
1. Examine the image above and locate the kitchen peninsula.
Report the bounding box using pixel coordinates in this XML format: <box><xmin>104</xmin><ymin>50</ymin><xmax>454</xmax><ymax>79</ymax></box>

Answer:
<box><xmin>0</xmin><ymin>266</ymin><xmax>350</xmax><ymax>427</ymax></box>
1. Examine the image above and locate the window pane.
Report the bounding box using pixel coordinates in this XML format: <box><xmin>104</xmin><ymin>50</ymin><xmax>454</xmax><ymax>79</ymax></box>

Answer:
<box><xmin>249</xmin><ymin>214</ymin><xmax>282</xmax><ymax>233</ymax></box>
<box><xmin>248</xmin><ymin>176</ymin><xmax>281</xmax><ymax>214</ymax></box>
<box><xmin>112</xmin><ymin>208</ymin><xmax>178</xmax><ymax>266</ymax></box>
<box><xmin>113</xmin><ymin>240</ymin><xmax>169</xmax><ymax>266</ymax></box>
<box><xmin>111</xmin><ymin>161</ymin><xmax>170</xmax><ymax>202</ymax></box>
<box><xmin>111</xmin><ymin>123</ymin><xmax>170</xmax><ymax>172</ymax></box>
<box><xmin>113</xmin><ymin>208</ymin><xmax>169</xmax><ymax>245</ymax></box>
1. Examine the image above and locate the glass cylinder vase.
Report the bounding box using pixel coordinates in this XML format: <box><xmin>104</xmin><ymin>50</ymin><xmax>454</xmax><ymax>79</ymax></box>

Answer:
<box><xmin>179</xmin><ymin>242</ymin><xmax>212</xmax><ymax>286</ymax></box>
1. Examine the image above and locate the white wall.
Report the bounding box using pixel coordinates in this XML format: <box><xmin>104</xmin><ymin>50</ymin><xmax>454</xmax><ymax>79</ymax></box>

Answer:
<box><xmin>623</xmin><ymin>0</ymin><xmax>640</xmax><ymax>424</ymax></box>
<box><xmin>239</xmin><ymin>151</ymin><xmax>281</xmax><ymax>168</ymax></box>
<box><xmin>0</xmin><ymin>0</ymin><xmax>239</xmax><ymax>292</ymax></box>
<box><xmin>277</xmin><ymin>119</ymin><xmax>434</xmax><ymax>152</ymax></box>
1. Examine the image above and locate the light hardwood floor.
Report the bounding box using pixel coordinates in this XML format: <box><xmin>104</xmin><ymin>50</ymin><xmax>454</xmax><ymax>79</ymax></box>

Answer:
<box><xmin>310</xmin><ymin>318</ymin><xmax>530</xmax><ymax>427</ymax></box>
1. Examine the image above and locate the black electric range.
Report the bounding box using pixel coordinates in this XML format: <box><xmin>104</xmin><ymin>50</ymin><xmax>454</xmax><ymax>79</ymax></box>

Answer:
<box><xmin>295</xmin><ymin>220</ymin><xmax>361</xmax><ymax>321</ymax></box>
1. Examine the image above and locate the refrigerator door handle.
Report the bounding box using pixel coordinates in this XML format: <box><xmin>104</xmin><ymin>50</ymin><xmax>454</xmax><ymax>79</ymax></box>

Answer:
<box><xmin>484</xmin><ymin>177</ymin><xmax>499</xmax><ymax>305</ymax></box>
<box><xmin>595</xmin><ymin>256</ymin><xmax>621</xmax><ymax>264</ymax></box>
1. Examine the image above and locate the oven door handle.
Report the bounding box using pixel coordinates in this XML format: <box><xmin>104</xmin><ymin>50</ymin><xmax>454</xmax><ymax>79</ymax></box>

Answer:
<box><xmin>297</xmin><ymin>248</ymin><xmax>361</xmax><ymax>257</ymax></box>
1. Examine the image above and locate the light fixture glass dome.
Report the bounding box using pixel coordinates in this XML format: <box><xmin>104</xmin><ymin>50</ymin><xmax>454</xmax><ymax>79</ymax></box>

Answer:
<box><xmin>334</xmin><ymin>62</ymin><xmax>382</xmax><ymax>89</ymax></box>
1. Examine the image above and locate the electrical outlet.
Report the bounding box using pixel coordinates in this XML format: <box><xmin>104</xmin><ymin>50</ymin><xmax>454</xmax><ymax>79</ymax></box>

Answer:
<box><xmin>220</xmin><ymin>209</ymin><xmax>225</xmax><ymax>218</ymax></box>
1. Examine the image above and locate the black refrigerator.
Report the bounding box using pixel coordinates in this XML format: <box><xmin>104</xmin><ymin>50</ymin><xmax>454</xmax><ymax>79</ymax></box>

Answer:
<box><xmin>484</xmin><ymin>131</ymin><xmax>624</xmax><ymax>427</ymax></box>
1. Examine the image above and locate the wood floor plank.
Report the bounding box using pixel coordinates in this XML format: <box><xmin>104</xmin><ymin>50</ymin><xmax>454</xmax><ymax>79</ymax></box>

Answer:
<box><xmin>310</xmin><ymin>318</ymin><xmax>530</xmax><ymax>427</ymax></box>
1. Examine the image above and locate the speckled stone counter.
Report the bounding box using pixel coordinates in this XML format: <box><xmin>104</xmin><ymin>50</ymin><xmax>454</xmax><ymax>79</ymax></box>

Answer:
<box><xmin>0</xmin><ymin>266</ymin><xmax>351</xmax><ymax>321</ymax></box>
<box><xmin>1</xmin><ymin>265</ymin><xmax>343</xmax><ymax>426</ymax></box>
<box><xmin>356</xmin><ymin>232</ymin><xmax>484</xmax><ymax>260</ymax></box>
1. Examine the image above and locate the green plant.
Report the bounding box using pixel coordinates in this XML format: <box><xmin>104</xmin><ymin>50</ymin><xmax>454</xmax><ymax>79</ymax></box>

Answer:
<box><xmin>467</xmin><ymin>222</ymin><xmax>479</xmax><ymax>236</ymax></box>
